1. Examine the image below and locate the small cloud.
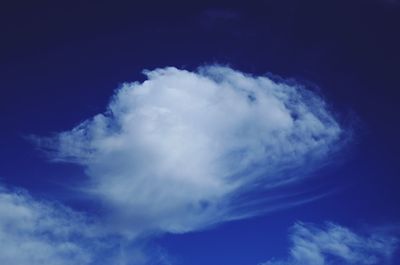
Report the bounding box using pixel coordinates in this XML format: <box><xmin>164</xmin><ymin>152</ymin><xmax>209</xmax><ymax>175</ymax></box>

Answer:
<box><xmin>37</xmin><ymin>65</ymin><xmax>345</xmax><ymax>238</ymax></box>
<box><xmin>0</xmin><ymin>186</ymin><xmax>95</xmax><ymax>265</ymax></box>
<box><xmin>261</xmin><ymin>222</ymin><xmax>398</xmax><ymax>265</ymax></box>
<box><xmin>0</xmin><ymin>185</ymin><xmax>172</xmax><ymax>265</ymax></box>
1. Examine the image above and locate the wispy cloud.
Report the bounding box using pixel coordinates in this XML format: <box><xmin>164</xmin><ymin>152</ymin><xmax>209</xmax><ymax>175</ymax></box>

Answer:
<box><xmin>0</xmin><ymin>186</ymin><xmax>95</xmax><ymax>265</ymax></box>
<box><xmin>35</xmin><ymin>65</ymin><xmax>344</xmax><ymax>238</ymax></box>
<box><xmin>0</xmin><ymin>185</ymin><xmax>174</xmax><ymax>265</ymax></box>
<box><xmin>261</xmin><ymin>222</ymin><xmax>398</xmax><ymax>265</ymax></box>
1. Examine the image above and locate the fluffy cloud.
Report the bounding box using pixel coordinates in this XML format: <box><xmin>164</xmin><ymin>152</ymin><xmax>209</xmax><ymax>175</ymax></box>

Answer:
<box><xmin>261</xmin><ymin>222</ymin><xmax>398</xmax><ymax>265</ymax></box>
<box><xmin>37</xmin><ymin>65</ymin><xmax>343</xmax><ymax>237</ymax></box>
<box><xmin>0</xmin><ymin>186</ymin><xmax>95</xmax><ymax>265</ymax></box>
<box><xmin>0</xmin><ymin>185</ymin><xmax>171</xmax><ymax>265</ymax></box>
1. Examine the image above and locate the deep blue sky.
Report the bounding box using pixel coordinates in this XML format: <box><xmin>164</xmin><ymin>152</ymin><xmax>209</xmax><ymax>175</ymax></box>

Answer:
<box><xmin>1</xmin><ymin>1</ymin><xmax>400</xmax><ymax>264</ymax></box>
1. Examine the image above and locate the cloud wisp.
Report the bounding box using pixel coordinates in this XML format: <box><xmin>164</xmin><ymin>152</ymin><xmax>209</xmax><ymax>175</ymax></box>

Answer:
<box><xmin>261</xmin><ymin>222</ymin><xmax>398</xmax><ymax>265</ymax></box>
<box><xmin>0</xmin><ymin>186</ymin><xmax>95</xmax><ymax>265</ymax></box>
<box><xmin>36</xmin><ymin>65</ymin><xmax>344</xmax><ymax>238</ymax></box>
<box><xmin>0</xmin><ymin>185</ymin><xmax>173</xmax><ymax>265</ymax></box>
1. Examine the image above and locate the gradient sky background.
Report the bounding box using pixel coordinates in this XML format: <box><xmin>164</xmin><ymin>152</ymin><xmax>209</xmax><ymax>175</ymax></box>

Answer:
<box><xmin>0</xmin><ymin>1</ymin><xmax>400</xmax><ymax>265</ymax></box>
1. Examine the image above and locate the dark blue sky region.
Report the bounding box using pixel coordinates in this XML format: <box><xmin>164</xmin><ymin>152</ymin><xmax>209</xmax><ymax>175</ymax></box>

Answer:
<box><xmin>0</xmin><ymin>1</ymin><xmax>400</xmax><ymax>265</ymax></box>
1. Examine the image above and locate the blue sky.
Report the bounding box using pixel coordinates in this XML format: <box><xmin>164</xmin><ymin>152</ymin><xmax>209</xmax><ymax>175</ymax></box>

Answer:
<box><xmin>0</xmin><ymin>1</ymin><xmax>400</xmax><ymax>264</ymax></box>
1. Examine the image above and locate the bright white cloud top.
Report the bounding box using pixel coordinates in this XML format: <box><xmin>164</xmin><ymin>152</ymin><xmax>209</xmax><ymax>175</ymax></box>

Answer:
<box><xmin>39</xmin><ymin>65</ymin><xmax>343</xmax><ymax>237</ymax></box>
<box><xmin>261</xmin><ymin>222</ymin><xmax>398</xmax><ymax>265</ymax></box>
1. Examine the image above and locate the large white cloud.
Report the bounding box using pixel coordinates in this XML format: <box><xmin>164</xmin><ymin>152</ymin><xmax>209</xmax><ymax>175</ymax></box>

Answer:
<box><xmin>38</xmin><ymin>65</ymin><xmax>343</xmax><ymax>237</ymax></box>
<box><xmin>261</xmin><ymin>222</ymin><xmax>398</xmax><ymax>265</ymax></box>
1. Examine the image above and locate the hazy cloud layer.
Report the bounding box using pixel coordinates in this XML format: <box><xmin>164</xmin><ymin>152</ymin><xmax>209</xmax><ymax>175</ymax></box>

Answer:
<box><xmin>261</xmin><ymin>222</ymin><xmax>398</xmax><ymax>265</ymax></box>
<box><xmin>38</xmin><ymin>65</ymin><xmax>343</xmax><ymax>237</ymax></box>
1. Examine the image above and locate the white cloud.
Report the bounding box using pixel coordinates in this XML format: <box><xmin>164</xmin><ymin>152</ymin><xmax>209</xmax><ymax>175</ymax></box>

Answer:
<box><xmin>0</xmin><ymin>186</ymin><xmax>95</xmax><ymax>265</ymax></box>
<box><xmin>37</xmin><ymin>65</ymin><xmax>343</xmax><ymax>237</ymax></box>
<box><xmin>0</xmin><ymin>185</ymin><xmax>173</xmax><ymax>265</ymax></box>
<box><xmin>261</xmin><ymin>222</ymin><xmax>398</xmax><ymax>265</ymax></box>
